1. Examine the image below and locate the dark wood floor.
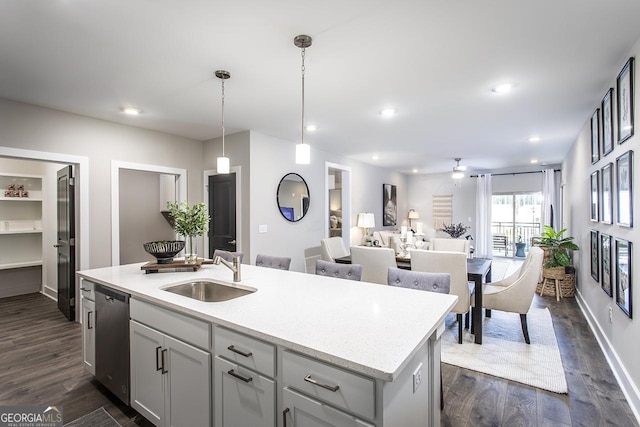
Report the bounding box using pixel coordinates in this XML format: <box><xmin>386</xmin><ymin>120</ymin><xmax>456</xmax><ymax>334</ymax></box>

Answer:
<box><xmin>0</xmin><ymin>292</ymin><xmax>637</xmax><ymax>426</ymax></box>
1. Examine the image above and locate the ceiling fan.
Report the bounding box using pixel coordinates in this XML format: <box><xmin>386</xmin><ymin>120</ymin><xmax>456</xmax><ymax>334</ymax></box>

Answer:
<box><xmin>452</xmin><ymin>158</ymin><xmax>467</xmax><ymax>179</ymax></box>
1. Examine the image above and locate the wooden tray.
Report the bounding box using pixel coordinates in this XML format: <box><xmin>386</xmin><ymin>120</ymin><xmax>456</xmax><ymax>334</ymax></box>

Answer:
<box><xmin>141</xmin><ymin>258</ymin><xmax>207</xmax><ymax>274</ymax></box>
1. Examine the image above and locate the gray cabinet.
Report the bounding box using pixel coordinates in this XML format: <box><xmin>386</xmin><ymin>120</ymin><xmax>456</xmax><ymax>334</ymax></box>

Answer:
<box><xmin>130</xmin><ymin>320</ymin><xmax>211</xmax><ymax>427</ymax></box>
<box><xmin>282</xmin><ymin>388</ymin><xmax>374</xmax><ymax>427</ymax></box>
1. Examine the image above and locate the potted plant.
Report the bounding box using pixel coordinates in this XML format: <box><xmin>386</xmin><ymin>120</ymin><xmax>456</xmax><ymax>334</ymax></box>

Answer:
<box><xmin>166</xmin><ymin>201</ymin><xmax>211</xmax><ymax>264</ymax></box>
<box><xmin>537</xmin><ymin>226</ymin><xmax>579</xmax><ymax>297</ymax></box>
<box><xmin>439</xmin><ymin>222</ymin><xmax>470</xmax><ymax>238</ymax></box>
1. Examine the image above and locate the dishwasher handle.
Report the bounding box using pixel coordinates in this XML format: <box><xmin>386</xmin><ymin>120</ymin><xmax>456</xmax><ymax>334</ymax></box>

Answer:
<box><xmin>95</xmin><ymin>284</ymin><xmax>129</xmax><ymax>303</ymax></box>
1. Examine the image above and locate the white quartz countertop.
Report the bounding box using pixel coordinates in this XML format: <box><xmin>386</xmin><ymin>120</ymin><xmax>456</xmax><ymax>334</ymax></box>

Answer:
<box><xmin>77</xmin><ymin>262</ymin><xmax>456</xmax><ymax>381</ymax></box>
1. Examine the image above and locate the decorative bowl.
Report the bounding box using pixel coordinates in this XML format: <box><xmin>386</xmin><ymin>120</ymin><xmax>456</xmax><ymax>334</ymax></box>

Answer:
<box><xmin>143</xmin><ymin>240</ymin><xmax>185</xmax><ymax>264</ymax></box>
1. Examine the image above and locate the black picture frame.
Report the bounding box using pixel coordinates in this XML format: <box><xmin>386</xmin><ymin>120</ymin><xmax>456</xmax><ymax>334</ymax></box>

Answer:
<box><xmin>602</xmin><ymin>88</ymin><xmax>614</xmax><ymax>156</ymax></box>
<box><xmin>591</xmin><ymin>109</ymin><xmax>600</xmax><ymax>164</ymax></box>
<box><xmin>617</xmin><ymin>57</ymin><xmax>635</xmax><ymax>144</ymax></box>
<box><xmin>615</xmin><ymin>238</ymin><xmax>632</xmax><ymax>318</ymax></box>
<box><xmin>601</xmin><ymin>233</ymin><xmax>613</xmax><ymax>297</ymax></box>
<box><xmin>590</xmin><ymin>230</ymin><xmax>599</xmax><ymax>282</ymax></box>
<box><xmin>616</xmin><ymin>150</ymin><xmax>633</xmax><ymax>227</ymax></box>
<box><xmin>601</xmin><ymin>162</ymin><xmax>613</xmax><ymax>224</ymax></box>
<box><xmin>590</xmin><ymin>170</ymin><xmax>599</xmax><ymax>222</ymax></box>
<box><xmin>382</xmin><ymin>184</ymin><xmax>397</xmax><ymax>226</ymax></box>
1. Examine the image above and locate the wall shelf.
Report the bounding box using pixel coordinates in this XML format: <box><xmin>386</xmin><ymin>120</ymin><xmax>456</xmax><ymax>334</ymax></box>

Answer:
<box><xmin>0</xmin><ymin>229</ymin><xmax>42</xmax><ymax>235</ymax></box>
<box><xmin>0</xmin><ymin>260</ymin><xmax>43</xmax><ymax>271</ymax></box>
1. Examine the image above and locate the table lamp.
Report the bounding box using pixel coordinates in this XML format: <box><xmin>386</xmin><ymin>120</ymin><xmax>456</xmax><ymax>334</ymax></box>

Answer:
<box><xmin>408</xmin><ymin>209</ymin><xmax>419</xmax><ymax>232</ymax></box>
<box><xmin>357</xmin><ymin>213</ymin><xmax>375</xmax><ymax>245</ymax></box>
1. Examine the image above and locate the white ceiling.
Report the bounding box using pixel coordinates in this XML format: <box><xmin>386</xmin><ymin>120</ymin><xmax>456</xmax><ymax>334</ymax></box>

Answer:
<box><xmin>2</xmin><ymin>0</ymin><xmax>640</xmax><ymax>174</ymax></box>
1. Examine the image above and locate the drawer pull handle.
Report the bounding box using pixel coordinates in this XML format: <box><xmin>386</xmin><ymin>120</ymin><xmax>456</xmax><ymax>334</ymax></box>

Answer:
<box><xmin>228</xmin><ymin>369</ymin><xmax>253</xmax><ymax>383</ymax></box>
<box><xmin>87</xmin><ymin>311</ymin><xmax>93</xmax><ymax>329</ymax></box>
<box><xmin>161</xmin><ymin>349</ymin><xmax>168</xmax><ymax>374</ymax></box>
<box><xmin>156</xmin><ymin>346</ymin><xmax>162</xmax><ymax>371</ymax></box>
<box><xmin>304</xmin><ymin>374</ymin><xmax>340</xmax><ymax>392</ymax></box>
<box><xmin>283</xmin><ymin>408</ymin><xmax>290</xmax><ymax>427</ymax></box>
<box><xmin>80</xmin><ymin>287</ymin><xmax>90</xmax><ymax>292</ymax></box>
<box><xmin>227</xmin><ymin>345</ymin><xmax>252</xmax><ymax>358</ymax></box>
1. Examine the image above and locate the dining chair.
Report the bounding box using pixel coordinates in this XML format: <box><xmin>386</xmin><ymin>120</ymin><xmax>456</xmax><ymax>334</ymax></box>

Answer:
<box><xmin>411</xmin><ymin>249</ymin><xmax>472</xmax><ymax>344</ymax></box>
<box><xmin>213</xmin><ymin>249</ymin><xmax>244</xmax><ymax>263</ymax></box>
<box><xmin>472</xmin><ymin>247</ymin><xmax>544</xmax><ymax>344</ymax></box>
<box><xmin>429</xmin><ymin>238</ymin><xmax>470</xmax><ymax>257</ymax></box>
<box><xmin>350</xmin><ymin>246</ymin><xmax>396</xmax><ymax>285</ymax></box>
<box><xmin>315</xmin><ymin>260</ymin><xmax>362</xmax><ymax>281</ymax></box>
<box><xmin>387</xmin><ymin>268</ymin><xmax>450</xmax><ymax>294</ymax></box>
<box><xmin>304</xmin><ymin>246</ymin><xmax>322</xmax><ymax>273</ymax></box>
<box><xmin>255</xmin><ymin>254</ymin><xmax>292</xmax><ymax>270</ymax></box>
<box><xmin>320</xmin><ymin>237</ymin><xmax>350</xmax><ymax>262</ymax></box>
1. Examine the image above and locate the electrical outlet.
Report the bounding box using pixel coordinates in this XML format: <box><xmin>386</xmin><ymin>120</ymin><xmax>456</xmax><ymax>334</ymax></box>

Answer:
<box><xmin>412</xmin><ymin>363</ymin><xmax>423</xmax><ymax>393</ymax></box>
<box><xmin>609</xmin><ymin>307</ymin><xmax>613</xmax><ymax>323</ymax></box>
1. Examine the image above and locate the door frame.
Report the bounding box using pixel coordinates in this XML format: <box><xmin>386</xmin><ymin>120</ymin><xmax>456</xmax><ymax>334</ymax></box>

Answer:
<box><xmin>0</xmin><ymin>146</ymin><xmax>89</xmax><ymax>297</ymax></box>
<box><xmin>325</xmin><ymin>162</ymin><xmax>352</xmax><ymax>249</ymax></box>
<box><xmin>111</xmin><ymin>161</ymin><xmax>187</xmax><ymax>265</ymax></box>
<box><xmin>203</xmin><ymin>166</ymin><xmax>242</xmax><ymax>258</ymax></box>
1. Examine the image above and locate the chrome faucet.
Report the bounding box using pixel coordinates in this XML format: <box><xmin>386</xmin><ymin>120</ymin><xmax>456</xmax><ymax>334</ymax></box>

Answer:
<box><xmin>213</xmin><ymin>255</ymin><xmax>241</xmax><ymax>282</ymax></box>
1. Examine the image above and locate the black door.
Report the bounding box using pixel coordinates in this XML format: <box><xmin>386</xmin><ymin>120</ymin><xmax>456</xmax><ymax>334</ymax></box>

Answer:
<box><xmin>208</xmin><ymin>173</ymin><xmax>237</xmax><ymax>257</ymax></box>
<box><xmin>57</xmin><ymin>165</ymin><xmax>76</xmax><ymax>321</ymax></box>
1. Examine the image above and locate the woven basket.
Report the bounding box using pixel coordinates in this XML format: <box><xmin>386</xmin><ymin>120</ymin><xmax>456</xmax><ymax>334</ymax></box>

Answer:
<box><xmin>537</xmin><ymin>266</ymin><xmax>576</xmax><ymax>298</ymax></box>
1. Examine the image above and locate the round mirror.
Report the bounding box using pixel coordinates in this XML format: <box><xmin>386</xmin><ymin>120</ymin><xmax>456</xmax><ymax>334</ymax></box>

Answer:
<box><xmin>277</xmin><ymin>173</ymin><xmax>310</xmax><ymax>222</ymax></box>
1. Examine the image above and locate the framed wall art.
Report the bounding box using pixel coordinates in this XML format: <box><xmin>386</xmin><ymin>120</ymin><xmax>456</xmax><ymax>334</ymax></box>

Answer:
<box><xmin>616</xmin><ymin>150</ymin><xmax>633</xmax><ymax>227</ymax></box>
<box><xmin>601</xmin><ymin>233</ymin><xmax>612</xmax><ymax>297</ymax></box>
<box><xmin>602</xmin><ymin>88</ymin><xmax>614</xmax><ymax>156</ymax></box>
<box><xmin>590</xmin><ymin>170</ymin><xmax>599</xmax><ymax>222</ymax></box>
<box><xmin>601</xmin><ymin>162</ymin><xmax>613</xmax><ymax>224</ymax></box>
<box><xmin>382</xmin><ymin>183</ymin><xmax>397</xmax><ymax>226</ymax></box>
<box><xmin>590</xmin><ymin>230</ymin><xmax>599</xmax><ymax>282</ymax></box>
<box><xmin>615</xmin><ymin>238</ymin><xmax>632</xmax><ymax>318</ymax></box>
<box><xmin>591</xmin><ymin>109</ymin><xmax>600</xmax><ymax>164</ymax></box>
<box><xmin>591</xmin><ymin>108</ymin><xmax>600</xmax><ymax>164</ymax></box>
<box><xmin>617</xmin><ymin>57</ymin><xmax>635</xmax><ymax>144</ymax></box>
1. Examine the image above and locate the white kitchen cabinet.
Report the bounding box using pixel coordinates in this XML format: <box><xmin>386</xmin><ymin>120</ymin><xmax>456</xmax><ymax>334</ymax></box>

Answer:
<box><xmin>81</xmin><ymin>279</ymin><xmax>95</xmax><ymax>374</ymax></box>
<box><xmin>0</xmin><ymin>173</ymin><xmax>43</xmax><ymax>297</ymax></box>
<box><xmin>130</xmin><ymin>320</ymin><xmax>211</xmax><ymax>427</ymax></box>
<box><xmin>282</xmin><ymin>388</ymin><xmax>374</xmax><ymax>427</ymax></box>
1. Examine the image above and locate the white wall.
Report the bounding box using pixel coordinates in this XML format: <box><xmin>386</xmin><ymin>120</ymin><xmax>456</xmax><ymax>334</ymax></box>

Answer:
<box><xmin>562</xmin><ymin>37</ymin><xmax>640</xmax><ymax>419</ymax></box>
<box><xmin>0</xmin><ymin>98</ymin><xmax>205</xmax><ymax>268</ymax></box>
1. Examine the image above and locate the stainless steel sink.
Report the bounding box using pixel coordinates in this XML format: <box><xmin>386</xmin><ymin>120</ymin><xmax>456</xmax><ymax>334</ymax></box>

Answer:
<box><xmin>163</xmin><ymin>280</ymin><xmax>256</xmax><ymax>302</ymax></box>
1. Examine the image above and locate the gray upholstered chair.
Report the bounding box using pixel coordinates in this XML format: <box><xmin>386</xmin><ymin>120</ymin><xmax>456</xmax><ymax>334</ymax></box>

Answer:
<box><xmin>350</xmin><ymin>246</ymin><xmax>396</xmax><ymax>285</ymax></box>
<box><xmin>472</xmin><ymin>247</ymin><xmax>544</xmax><ymax>344</ymax></box>
<box><xmin>213</xmin><ymin>249</ymin><xmax>244</xmax><ymax>263</ymax></box>
<box><xmin>387</xmin><ymin>268</ymin><xmax>451</xmax><ymax>294</ymax></box>
<box><xmin>255</xmin><ymin>254</ymin><xmax>291</xmax><ymax>270</ymax></box>
<box><xmin>320</xmin><ymin>237</ymin><xmax>350</xmax><ymax>262</ymax></box>
<box><xmin>315</xmin><ymin>260</ymin><xmax>362</xmax><ymax>281</ymax></box>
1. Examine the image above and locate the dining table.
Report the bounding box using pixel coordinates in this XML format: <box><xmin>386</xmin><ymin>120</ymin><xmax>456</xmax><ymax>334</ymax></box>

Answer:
<box><xmin>335</xmin><ymin>254</ymin><xmax>492</xmax><ymax>344</ymax></box>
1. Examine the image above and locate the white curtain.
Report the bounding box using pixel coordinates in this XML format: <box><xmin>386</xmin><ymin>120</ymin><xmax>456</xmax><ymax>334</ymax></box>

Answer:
<box><xmin>542</xmin><ymin>169</ymin><xmax>557</xmax><ymax>231</ymax></box>
<box><xmin>475</xmin><ymin>174</ymin><xmax>492</xmax><ymax>258</ymax></box>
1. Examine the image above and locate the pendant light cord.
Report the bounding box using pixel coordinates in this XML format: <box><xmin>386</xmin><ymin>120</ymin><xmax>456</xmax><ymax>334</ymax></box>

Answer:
<box><xmin>301</xmin><ymin>47</ymin><xmax>306</xmax><ymax>145</ymax></box>
<box><xmin>221</xmin><ymin>77</ymin><xmax>226</xmax><ymax>156</ymax></box>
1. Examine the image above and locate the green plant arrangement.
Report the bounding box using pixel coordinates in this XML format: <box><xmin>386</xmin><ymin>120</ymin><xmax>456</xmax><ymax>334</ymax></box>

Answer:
<box><xmin>439</xmin><ymin>222</ymin><xmax>470</xmax><ymax>238</ymax></box>
<box><xmin>538</xmin><ymin>225</ymin><xmax>579</xmax><ymax>267</ymax></box>
<box><xmin>166</xmin><ymin>201</ymin><xmax>211</xmax><ymax>263</ymax></box>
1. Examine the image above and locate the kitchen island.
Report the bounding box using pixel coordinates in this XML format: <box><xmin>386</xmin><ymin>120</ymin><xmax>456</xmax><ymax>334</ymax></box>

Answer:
<box><xmin>78</xmin><ymin>261</ymin><xmax>456</xmax><ymax>427</ymax></box>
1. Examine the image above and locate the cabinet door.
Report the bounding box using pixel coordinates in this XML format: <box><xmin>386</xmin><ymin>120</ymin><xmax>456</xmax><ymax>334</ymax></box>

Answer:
<box><xmin>215</xmin><ymin>356</ymin><xmax>275</xmax><ymax>427</ymax></box>
<box><xmin>164</xmin><ymin>335</ymin><xmax>211</xmax><ymax>427</ymax></box>
<box><xmin>81</xmin><ymin>298</ymin><xmax>95</xmax><ymax>375</ymax></box>
<box><xmin>130</xmin><ymin>321</ymin><xmax>165</xmax><ymax>427</ymax></box>
<box><xmin>282</xmin><ymin>388</ymin><xmax>374</xmax><ymax>427</ymax></box>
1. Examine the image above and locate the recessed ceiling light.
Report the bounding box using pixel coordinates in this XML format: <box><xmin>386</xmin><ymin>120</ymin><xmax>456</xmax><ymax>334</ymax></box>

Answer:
<box><xmin>530</xmin><ymin>159</ymin><xmax>539</xmax><ymax>164</ymax></box>
<box><xmin>380</xmin><ymin>108</ymin><xmax>396</xmax><ymax>117</ymax></box>
<box><xmin>491</xmin><ymin>83</ymin><xmax>515</xmax><ymax>93</ymax></box>
<box><xmin>372</xmin><ymin>155</ymin><xmax>379</xmax><ymax>160</ymax></box>
<box><xmin>122</xmin><ymin>107</ymin><xmax>141</xmax><ymax>115</ymax></box>
<box><xmin>305</xmin><ymin>125</ymin><xmax>317</xmax><ymax>132</ymax></box>
<box><xmin>528</xmin><ymin>136</ymin><xmax>540</xmax><ymax>143</ymax></box>
<box><xmin>412</xmin><ymin>169</ymin><xmax>418</xmax><ymax>173</ymax></box>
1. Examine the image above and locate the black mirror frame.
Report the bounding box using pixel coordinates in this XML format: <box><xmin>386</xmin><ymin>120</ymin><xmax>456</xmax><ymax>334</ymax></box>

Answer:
<box><xmin>277</xmin><ymin>173</ymin><xmax>310</xmax><ymax>222</ymax></box>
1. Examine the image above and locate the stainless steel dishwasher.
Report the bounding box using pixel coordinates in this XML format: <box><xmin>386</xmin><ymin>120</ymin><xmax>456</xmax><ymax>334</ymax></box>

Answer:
<box><xmin>95</xmin><ymin>284</ymin><xmax>130</xmax><ymax>405</ymax></box>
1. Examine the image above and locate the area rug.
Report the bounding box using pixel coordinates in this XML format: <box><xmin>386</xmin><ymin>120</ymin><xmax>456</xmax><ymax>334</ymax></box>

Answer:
<box><xmin>441</xmin><ymin>307</ymin><xmax>568</xmax><ymax>393</ymax></box>
<box><xmin>64</xmin><ymin>407</ymin><xmax>122</xmax><ymax>427</ymax></box>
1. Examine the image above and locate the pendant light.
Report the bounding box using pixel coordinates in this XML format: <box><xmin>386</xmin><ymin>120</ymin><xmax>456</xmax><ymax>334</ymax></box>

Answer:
<box><xmin>294</xmin><ymin>34</ymin><xmax>312</xmax><ymax>164</ymax></box>
<box><xmin>215</xmin><ymin>70</ymin><xmax>231</xmax><ymax>174</ymax></box>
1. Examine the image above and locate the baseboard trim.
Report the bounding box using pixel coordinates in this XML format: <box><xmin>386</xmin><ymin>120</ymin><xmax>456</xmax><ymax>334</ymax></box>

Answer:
<box><xmin>42</xmin><ymin>285</ymin><xmax>57</xmax><ymax>301</ymax></box>
<box><xmin>576</xmin><ymin>290</ymin><xmax>640</xmax><ymax>423</ymax></box>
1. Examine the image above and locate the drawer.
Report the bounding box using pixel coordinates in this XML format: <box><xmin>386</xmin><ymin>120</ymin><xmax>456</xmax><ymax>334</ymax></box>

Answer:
<box><xmin>130</xmin><ymin>298</ymin><xmax>211</xmax><ymax>350</ymax></box>
<box><xmin>79</xmin><ymin>279</ymin><xmax>95</xmax><ymax>301</ymax></box>
<box><xmin>215</xmin><ymin>326</ymin><xmax>275</xmax><ymax>377</ymax></box>
<box><xmin>282</xmin><ymin>350</ymin><xmax>375</xmax><ymax>420</ymax></box>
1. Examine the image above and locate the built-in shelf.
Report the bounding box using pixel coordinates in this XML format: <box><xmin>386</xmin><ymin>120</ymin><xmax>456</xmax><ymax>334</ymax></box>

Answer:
<box><xmin>0</xmin><ymin>196</ymin><xmax>42</xmax><ymax>202</ymax></box>
<box><xmin>0</xmin><ymin>260</ymin><xmax>43</xmax><ymax>271</ymax></box>
<box><xmin>0</xmin><ymin>229</ymin><xmax>42</xmax><ymax>235</ymax></box>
